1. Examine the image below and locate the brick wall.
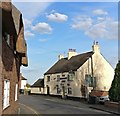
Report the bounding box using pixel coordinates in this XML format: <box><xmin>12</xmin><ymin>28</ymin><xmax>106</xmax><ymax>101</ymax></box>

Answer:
<box><xmin>2</xmin><ymin>39</ymin><xmax>20</xmax><ymax>114</ymax></box>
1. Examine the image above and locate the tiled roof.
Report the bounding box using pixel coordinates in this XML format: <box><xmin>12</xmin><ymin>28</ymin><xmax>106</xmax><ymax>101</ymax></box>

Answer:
<box><xmin>31</xmin><ymin>79</ymin><xmax>44</xmax><ymax>87</ymax></box>
<box><xmin>21</xmin><ymin>76</ymin><xmax>27</xmax><ymax>80</ymax></box>
<box><xmin>44</xmin><ymin>51</ymin><xmax>94</xmax><ymax>75</ymax></box>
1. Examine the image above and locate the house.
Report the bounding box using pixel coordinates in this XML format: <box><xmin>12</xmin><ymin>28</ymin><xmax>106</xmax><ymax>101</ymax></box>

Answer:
<box><xmin>19</xmin><ymin>73</ymin><xmax>27</xmax><ymax>94</ymax></box>
<box><xmin>0</xmin><ymin>2</ymin><xmax>28</xmax><ymax>115</ymax></box>
<box><xmin>44</xmin><ymin>42</ymin><xmax>114</xmax><ymax>99</ymax></box>
<box><xmin>30</xmin><ymin>79</ymin><xmax>44</xmax><ymax>94</ymax></box>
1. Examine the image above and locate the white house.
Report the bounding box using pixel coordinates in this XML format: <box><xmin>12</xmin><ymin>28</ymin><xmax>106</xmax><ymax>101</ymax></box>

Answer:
<box><xmin>44</xmin><ymin>42</ymin><xmax>114</xmax><ymax>99</ymax></box>
<box><xmin>19</xmin><ymin>74</ymin><xmax>27</xmax><ymax>94</ymax></box>
<box><xmin>30</xmin><ymin>79</ymin><xmax>44</xmax><ymax>94</ymax></box>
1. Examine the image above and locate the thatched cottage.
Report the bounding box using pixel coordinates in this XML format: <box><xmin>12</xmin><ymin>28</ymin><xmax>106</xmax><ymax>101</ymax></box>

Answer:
<box><xmin>0</xmin><ymin>2</ymin><xmax>28</xmax><ymax>114</ymax></box>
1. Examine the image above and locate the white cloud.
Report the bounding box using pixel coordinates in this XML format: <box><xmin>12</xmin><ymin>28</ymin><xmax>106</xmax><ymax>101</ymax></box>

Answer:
<box><xmin>72</xmin><ymin>15</ymin><xmax>118</xmax><ymax>40</ymax></box>
<box><xmin>47</xmin><ymin>12</ymin><xmax>68</xmax><ymax>22</ymax></box>
<box><xmin>85</xmin><ymin>23</ymin><xmax>107</xmax><ymax>39</ymax></box>
<box><xmin>97</xmin><ymin>17</ymin><xmax>106</xmax><ymax>22</ymax></box>
<box><xmin>71</xmin><ymin>16</ymin><xmax>93</xmax><ymax>30</ymax></box>
<box><xmin>25</xmin><ymin>30</ymin><xmax>34</xmax><ymax>38</ymax></box>
<box><xmin>39</xmin><ymin>39</ymin><xmax>48</xmax><ymax>42</ymax></box>
<box><xmin>32</xmin><ymin>22</ymin><xmax>53</xmax><ymax>34</ymax></box>
<box><xmin>85</xmin><ymin>19</ymin><xmax>118</xmax><ymax>39</ymax></box>
<box><xmin>93</xmin><ymin>9</ymin><xmax>108</xmax><ymax>15</ymax></box>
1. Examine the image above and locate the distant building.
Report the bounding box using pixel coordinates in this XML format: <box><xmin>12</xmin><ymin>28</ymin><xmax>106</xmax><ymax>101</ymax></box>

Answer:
<box><xmin>31</xmin><ymin>79</ymin><xmax>44</xmax><ymax>94</ymax></box>
<box><xmin>0</xmin><ymin>2</ymin><xmax>28</xmax><ymax>115</ymax></box>
<box><xmin>44</xmin><ymin>42</ymin><xmax>114</xmax><ymax>99</ymax></box>
<box><xmin>19</xmin><ymin>74</ymin><xmax>27</xmax><ymax>94</ymax></box>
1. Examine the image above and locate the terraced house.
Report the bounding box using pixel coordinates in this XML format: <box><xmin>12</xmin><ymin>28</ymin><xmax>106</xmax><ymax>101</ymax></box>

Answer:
<box><xmin>0</xmin><ymin>2</ymin><xmax>28</xmax><ymax>115</ymax></box>
<box><xmin>44</xmin><ymin>42</ymin><xmax>114</xmax><ymax>100</ymax></box>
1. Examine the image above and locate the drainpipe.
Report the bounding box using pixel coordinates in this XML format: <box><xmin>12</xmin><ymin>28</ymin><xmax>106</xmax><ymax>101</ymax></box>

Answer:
<box><xmin>90</xmin><ymin>56</ymin><xmax>94</xmax><ymax>89</ymax></box>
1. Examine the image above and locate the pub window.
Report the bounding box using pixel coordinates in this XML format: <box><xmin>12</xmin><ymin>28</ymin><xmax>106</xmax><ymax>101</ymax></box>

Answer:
<box><xmin>56</xmin><ymin>85</ymin><xmax>61</xmax><ymax>94</ymax></box>
<box><xmin>68</xmin><ymin>87</ymin><xmax>72</xmax><ymax>94</ymax></box>
<box><xmin>57</xmin><ymin>75</ymin><xmax>60</xmax><ymax>81</ymax></box>
<box><xmin>47</xmin><ymin>76</ymin><xmax>50</xmax><ymax>82</ymax></box>
<box><xmin>68</xmin><ymin>72</ymin><xmax>75</xmax><ymax>81</ymax></box>
<box><xmin>85</xmin><ymin>74</ymin><xmax>96</xmax><ymax>87</ymax></box>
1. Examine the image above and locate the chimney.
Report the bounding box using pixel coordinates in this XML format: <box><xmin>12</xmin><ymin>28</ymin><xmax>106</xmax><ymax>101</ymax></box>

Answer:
<box><xmin>92</xmin><ymin>41</ymin><xmax>100</xmax><ymax>53</ymax></box>
<box><xmin>68</xmin><ymin>49</ymin><xmax>77</xmax><ymax>60</ymax></box>
<box><xmin>58</xmin><ymin>54</ymin><xmax>64</xmax><ymax>60</ymax></box>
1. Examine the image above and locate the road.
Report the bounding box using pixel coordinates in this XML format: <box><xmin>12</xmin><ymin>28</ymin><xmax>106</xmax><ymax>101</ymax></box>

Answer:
<box><xmin>19</xmin><ymin>94</ymin><xmax>111</xmax><ymax>115</ymax></box>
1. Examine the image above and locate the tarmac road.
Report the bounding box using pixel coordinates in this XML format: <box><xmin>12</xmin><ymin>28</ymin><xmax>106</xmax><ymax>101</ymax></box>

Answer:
<box><xmin>19</xmin><ymin>94</ymin><xmax>112</xmax><ymax>115</ymax></box>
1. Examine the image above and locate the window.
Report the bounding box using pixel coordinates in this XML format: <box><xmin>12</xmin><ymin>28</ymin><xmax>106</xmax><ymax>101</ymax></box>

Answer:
<box><xmin>85</xmin><ymin>74</ymin><xmax>96</xmax><ymax>87</ymax></box>
<box><xmin>56</xmin><ymin>85</ymin><xmax>61</xmax><ymax>94</ymax></box>
<box><xmin>47</xmin><ymin>76</ymin><xmax>50</xmax><ymax>82</ymax></box>
<box><xmin>39</xmin><ymin>88</ymin><xmax>41</xmax><ymax>91</ymax></box>
<box><xmin>57</xmin><ymin>75</ymin><xmax>60</xmax><ymax>81</ymax></box>
<box><xmin>15</xmin><ymin>84</ymin><xmax>18</xmax><ymax>101</ymax></box>
<box><xmin>68</xmin><ymin>87</ymin><xmax>72</xmax><ymax>94</ymax></box>
<box><xmin>68</xmin><ymin>72</ymin><xmax>75</xmax><ymax>81</ymax></box>
<box><xmin>3</xmin><ymin>80</ymin><xmax>10</xmax><ymax>109</ymax></box>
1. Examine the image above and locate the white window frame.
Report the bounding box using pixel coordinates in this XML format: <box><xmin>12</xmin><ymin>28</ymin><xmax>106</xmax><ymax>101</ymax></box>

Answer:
<box><xmin>15</xmin><ymin>84</ymin><xmax>18</xmax><ymax>101</ymax></box>
<box><xmin>3</xmin><ymin>80</ymin><xmax>10</xmax><ymax>110</ymax></box>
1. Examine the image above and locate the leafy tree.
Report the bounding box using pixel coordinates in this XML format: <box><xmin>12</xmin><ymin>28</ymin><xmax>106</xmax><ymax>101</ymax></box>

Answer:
<box><xmin>109</xmin><ymin>60</ymin><xmax>120</xmax><ymax>102</ymax></box>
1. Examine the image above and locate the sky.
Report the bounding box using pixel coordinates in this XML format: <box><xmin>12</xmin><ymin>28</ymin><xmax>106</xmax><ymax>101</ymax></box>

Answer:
<box><xmin>12</xmin><ymin>1</ymin><xmax>118</xmax><ymax>85</ymax></box>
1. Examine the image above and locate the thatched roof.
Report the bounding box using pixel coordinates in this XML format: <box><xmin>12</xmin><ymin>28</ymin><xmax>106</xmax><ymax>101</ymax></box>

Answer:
<box><xmin>44</xmin><ymin>51</ymin><xmax>94</xmax><ymax>75</ymax></box>
<box><xmin>1</xmin><ymin>2</ymin><xmax>28</xmax><ymax>67</ymax></box>
<box><xmin>0</xmin><ymin>2</ymin><xmax>12</xmax><ymax>12</ymax></box>
<box><xmin>31</xmin><ymin>79</ymin><xmax>44</xmax><ymax>88</ymax></box>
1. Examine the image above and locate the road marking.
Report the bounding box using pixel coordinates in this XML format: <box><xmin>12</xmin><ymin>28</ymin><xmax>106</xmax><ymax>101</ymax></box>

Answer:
<box><xmin>19</xmin><ymin>103</ymin><xmax>40</xmax><ymax>116</ymax></box>
<box><xmin>45</xmin><ymin>99</ymin><xmax>57</xmax><ymax>102</ymax></box>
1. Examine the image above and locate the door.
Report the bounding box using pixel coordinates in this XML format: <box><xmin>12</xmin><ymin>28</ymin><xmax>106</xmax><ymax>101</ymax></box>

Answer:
<box><xmin>47</xmin><ymin>86</ymin><xmax>50</xmax><ymax>95</ymax></box>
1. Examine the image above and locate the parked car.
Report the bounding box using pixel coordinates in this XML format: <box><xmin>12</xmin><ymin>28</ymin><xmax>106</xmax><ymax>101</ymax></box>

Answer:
<box><xmin>99</xmin><ymin>95</ymin><xmax>109</xmax><ymax>104</ymax></box>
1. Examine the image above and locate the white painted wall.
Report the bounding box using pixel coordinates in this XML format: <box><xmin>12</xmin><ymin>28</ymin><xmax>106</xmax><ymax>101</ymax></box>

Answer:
<box><xmin>44</xmin><ymin>46</ymin><xmax>114</xmax><ymax>98</ymax></box>
<box><xmin>20</xmin><ymin>80</ymin><xmax>26</xmax><ymax>89</ymax></box>
<box><xmin>30</xmin><ymin>87</ymin><xmax>44</xmax><ymax>94</ymax></box>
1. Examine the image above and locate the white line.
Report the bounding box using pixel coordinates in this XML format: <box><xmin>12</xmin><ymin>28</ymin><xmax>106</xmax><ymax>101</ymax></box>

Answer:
<box><xmin>45</xmin><ymin>99</ymin><xmax>57</xmax><ymax>102</ymax></box>
<box><xmin>19</xmin><ymin>103</ymin><xmax>40</xmax><ymax>116</ymax></box>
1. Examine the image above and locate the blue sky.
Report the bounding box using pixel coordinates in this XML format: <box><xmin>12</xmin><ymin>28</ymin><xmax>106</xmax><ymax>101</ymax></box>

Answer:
<box><xmin>13</xmin><ymin>1</ymin><xmax>118</xmax><ymax>85</ymax></box>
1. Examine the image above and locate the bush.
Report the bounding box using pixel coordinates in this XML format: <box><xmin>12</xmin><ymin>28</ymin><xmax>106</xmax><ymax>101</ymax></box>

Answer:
<box><xmin>109</xmin><ymin>60</ymin><xmax>120</xmax><ymax>102</ymax></box>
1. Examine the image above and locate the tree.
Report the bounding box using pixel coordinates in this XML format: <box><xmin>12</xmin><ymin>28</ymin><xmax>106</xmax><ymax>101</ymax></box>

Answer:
<box><xmin>109</xmin><ymin>60</ymin><xmax>120</xmax><ymax>102</ymax></box>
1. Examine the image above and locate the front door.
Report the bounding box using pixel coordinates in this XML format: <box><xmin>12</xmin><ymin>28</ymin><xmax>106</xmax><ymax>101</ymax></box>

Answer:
<box><xmin>47</xmin><ymin>86</ymin><xmax>50</xmax><ymax>95</ymax></box>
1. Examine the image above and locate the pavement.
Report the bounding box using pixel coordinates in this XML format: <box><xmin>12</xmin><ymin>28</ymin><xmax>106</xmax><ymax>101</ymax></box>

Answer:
<box><xmin>89</xmin><ymin>104</ymin><xmax>120</xmax><ymax>115</ymax></box>
<box><xmin>18</xmin><ymin>94</ymin><xmax>120</xmax><ymax>115</ymax></box>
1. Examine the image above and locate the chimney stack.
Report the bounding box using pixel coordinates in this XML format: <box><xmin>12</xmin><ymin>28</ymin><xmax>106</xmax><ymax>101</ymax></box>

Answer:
<box><xmin>58</xmin><ymin>54</ymin><xmax>64</xmax><ymax>60</ymax></box>
<box><xmin>68</xmin><ymin>49</ymin><xmax>77</xmax><ymax>60</ymax></box>
<box><xmin>92</xmin><ymin>41</ymin><xmax>100</xmax><ymax>53</ymax></box>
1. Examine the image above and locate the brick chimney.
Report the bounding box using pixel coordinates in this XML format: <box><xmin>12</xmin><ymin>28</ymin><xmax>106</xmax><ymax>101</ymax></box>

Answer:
<box><xmin>68</xmin><ymin>49</ymin><xmax>77</xmax><ymax>60</ymax></box>
<box><xmin>92</xmin><ymin>41</ymin><xmax>100</xmax><ymax>53</ymax></box>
